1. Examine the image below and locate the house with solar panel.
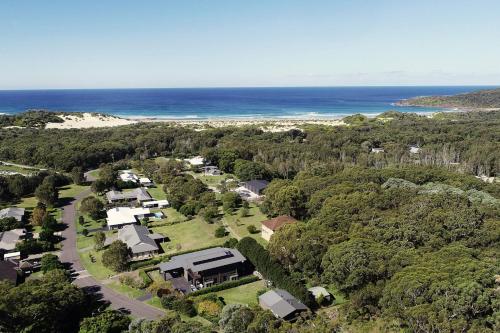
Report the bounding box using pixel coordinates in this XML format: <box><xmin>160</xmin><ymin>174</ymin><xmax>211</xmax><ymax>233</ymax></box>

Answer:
<box><xmin>159</xmin><ymin>247</ymin><xmax>251</xmax><ymax>293</ymax></box>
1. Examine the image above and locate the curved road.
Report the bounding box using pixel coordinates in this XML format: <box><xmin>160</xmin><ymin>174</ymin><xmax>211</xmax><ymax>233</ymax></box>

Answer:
<box><xmin>60</xmin><ymin>179</ymin><xmax>164</xmax><ymax>319</ymax></box>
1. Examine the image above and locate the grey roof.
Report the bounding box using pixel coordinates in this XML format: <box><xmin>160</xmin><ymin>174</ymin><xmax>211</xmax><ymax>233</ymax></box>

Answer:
<box><xmin>259</xmin><ymin>289</ymin><xmax>308</xmax><ymax>319</ymax></box>
<box><xmin>106</xmin><ymin>188</ymin><xmax>152</xmax><ymax>202</ymax></box>
<box><xmin>159</xmin><ymin>247</ymin><xmax>246</xmax><ymax>273</ymax></box>
<box><xmin>0</xmin><ymin>260</ymin><xmax>18</xmax><ymax>283</ymax></box>
<box><xmin>0</xmin><ymin>208</ymin><xmax>25</xmax><ymax>221</ymax></box>
<box><xmin>118</xmin><ymin>224</ymin><xmax>160</xmax><ymax>254</ymax></box>
<box><xmin>243</xmin><ymin>180</ymin><xmax>269</xmax><ymax>193</ymax></box>
<box><xmin>0</xmin><ymin>229</ymin><xmax>26</xmax><ymax>251</ymax></box>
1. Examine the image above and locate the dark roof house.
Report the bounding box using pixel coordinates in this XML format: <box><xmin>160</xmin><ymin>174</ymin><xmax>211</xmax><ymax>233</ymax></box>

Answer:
<box><xmin>159</xmin><ymin>247</ymin><xmax>249</xmax><ymax>293</ymax></box>
<box><xmin>259</xmin><ymin>289</ymin><xmax>308</xmax><ymax>320</ymax></box>
<box><xmin>0</xmin><ymin>259</ymin><xmax>19</xmax><ymax>284</ymax></box>
<box><xmin>243</xmin><ymin>180</ymin><xmax>270</xmax><ymax>195</ymax></box>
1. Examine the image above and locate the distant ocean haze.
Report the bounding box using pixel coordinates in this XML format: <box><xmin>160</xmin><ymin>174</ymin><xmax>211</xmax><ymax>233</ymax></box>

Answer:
<box><xmin>0</xmin><ymin>86</ymin><xmax>495</xmax><ymax>119</ymax></box>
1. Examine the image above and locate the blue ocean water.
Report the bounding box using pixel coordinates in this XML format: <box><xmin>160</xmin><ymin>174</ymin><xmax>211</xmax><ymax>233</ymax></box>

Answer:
<box><xmin>0</xmin><ymin>86</ymin><xmax>494</xmax><ymax>119</ymax></box>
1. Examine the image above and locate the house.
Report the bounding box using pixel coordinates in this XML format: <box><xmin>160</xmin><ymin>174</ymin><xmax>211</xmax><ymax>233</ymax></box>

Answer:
<box><xmin>117</xmin><ymin>224</ymin><xmax>166</xmax><ymax>260</ymax></box>
<box><xmin>371</xmin><ymin>147</ymin><xmax>385</xmax><ymax>154</ymax></box>
<box><xmin>106</xmin><ymin>188</ymin><xmax>152</xmax><ymax>204</ymax></box>
<box><xmin>119</xmin><ymin>170</ymin><xmax>139</xmax><ymax>183</ymax></box>
<box><xmin>139</xmin><ymin>177</ymin><xmax>154</xmax><ymax>187</ymax></box>
<box><xmin>243</xmin><ymin>180</ymin><xmax>270</xmax><ymax>195</ymax></box>
<box><xmin>142</xmin><ymin>200</ymin><xmax>169</xmax><ymax>208</ymax></box>
<box><xmin>202</xmin><ymin>166</ymin><xmax>221</xmax><ymax>176</ymax></box>
<box><xmin>308</xmin><ymin>286</ymin><xmax>332</xmax><ymax>302</ymax></box>
<box><xmin>0</xmin><ymin>259</ymin><xmax>19</xmax><ymax>284</ymax></box>
<box><xmin>185</xmin><ymin>156</ymin><xmax>204</xmax><ymax>167</ymax></box>
<box><xmin>159</xmin><ymin>247</ymin><xmax>249</xmax><ymax>293</ymax></box>
<box><xmin>106</xmin><ymin>207</ymin><xmax>152</xmax><ymax>229</ymax></box>
<box><xmin>18</xmin><ymin>251</ymin><xmax>61</xmax><ymax>273</ymax></box>
<box><xmin>409</xmin><ymin>146</ymin><xmax>421</xmax><ymax>154</ymax></box>
<box><xmin>261</xmin><ymin>215</ymin><xmax>298</xmax><ymax>241</ymax></box>
<box><xmin>0</xmin><ymin>229</ymin><xmax>26</xmax><ymax>253</ymax></box>
<box><xmin>0</xmin><ymin>207</ymin><xmax>25</xmax><ymax>222</ymax></box>
<box><xmin>259</xmin><ymin>289</ymin><xmax>309</xmax><ymax>321</ymax></box>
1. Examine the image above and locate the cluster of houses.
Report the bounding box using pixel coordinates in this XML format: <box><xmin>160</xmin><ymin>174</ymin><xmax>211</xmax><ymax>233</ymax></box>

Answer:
<box><xmin>119</xmin><ymin>170</ymin><xmax>154</xmax><ymax>187</ymax></box>
<box><xmin>100</xmin><ymin>162</ymin><xmax>328</xmax><ymax>319</ymax></box>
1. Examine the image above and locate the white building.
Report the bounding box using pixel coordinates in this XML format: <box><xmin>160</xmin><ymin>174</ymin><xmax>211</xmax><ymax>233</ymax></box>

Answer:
<box><xmin>106</xmin><ymin>207</ymin><xmax>151</xmax><ymax>229</ymax></box>
<box><xmin>119</xmin><ymin>170</ymin><xmax>139</xmax><ymax>183</ymax></box>
<box><xmin>184</xmin><ymin>156</ymin><xmax>204</xmax><ymax>166</ymax></box>
<box><xmin>139</xmin><ymin>177</ymin><xmax>154</xmax><ymax>187</ymax></box>
<box><xmin>142</xmin><ymin>200</ymin><xmax>169</xmax><ymax>208</ymax></box>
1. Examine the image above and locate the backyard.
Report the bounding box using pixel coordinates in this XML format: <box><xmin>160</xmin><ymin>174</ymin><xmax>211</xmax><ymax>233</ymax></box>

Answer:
<box><xmin>203</xmin><ymin>280</ymin><xmax>267</xmax><ymax>306</ymax></box>
<box><xmin>151</xmin><ymin>218</ymin><xmax>230</xmax><ymax>255</ymax></box>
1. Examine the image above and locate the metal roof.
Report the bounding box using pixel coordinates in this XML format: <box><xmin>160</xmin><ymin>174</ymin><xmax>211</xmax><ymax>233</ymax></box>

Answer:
<box><xmin>159</xmin><ymin>247</ymin><xmax>246</xmax><ymax>273</ymax></box>
<box><xmin>259</xmin><ymin>289</ymin><xmax>308</xmax><ymax>319</ymax></box>
<box><xmin>118</xmin><ymin>224</ymin><xmax>160</xmax><ymax>254</ymax></box>
<box><xmin>0</xmin><ymin>207</ymin><xmax>25</xmax><ymax>221</ymax></box>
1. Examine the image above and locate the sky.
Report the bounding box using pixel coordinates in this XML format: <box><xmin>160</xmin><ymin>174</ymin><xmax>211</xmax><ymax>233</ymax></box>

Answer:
<box><xmin>1</xmin><ymin>0</ymin><xmax>499</xmax><ymax>89</ymax></box>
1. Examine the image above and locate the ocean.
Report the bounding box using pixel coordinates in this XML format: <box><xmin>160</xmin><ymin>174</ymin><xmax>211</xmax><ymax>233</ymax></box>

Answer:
<box><xmin>0</xmin><ymin>86</ymin><xmax>494</xmax><ymax>119</ymax></box>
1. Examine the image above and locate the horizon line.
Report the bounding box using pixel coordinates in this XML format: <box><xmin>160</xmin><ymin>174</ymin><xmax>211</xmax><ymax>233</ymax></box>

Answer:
<box><xmin>0</xmin><ymin>84</ymin><xmax>498</xmax><ymax>92</ymax></box>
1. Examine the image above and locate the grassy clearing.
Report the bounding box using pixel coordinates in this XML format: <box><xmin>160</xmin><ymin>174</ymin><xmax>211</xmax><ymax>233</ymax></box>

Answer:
<box><xmin>0</xmin><ymin>164</ymin><xmax>34</xmax><ymax>175</ymax></box>
<box><xmin>188</xmin><ymin>171</ymin><xmax>237</xmax><ymax>187</ymax></box>
<box><xmin>223</xmin><ymin>205</ymin><xmax>268</xmax><ymax>245</ymax></box>
<box><xmin>147</xmin><ymin>185</ymin><xmax>167</xmax><ymax>200</ymax></box>
<box><xmin>151</xmin><ymin>218</ymin><xmax>229</xmax><ymax>255</ymax></box>
<box><xmin>78</xmin><ymin>247</ymin><xmax>115</xmax><ymax>280</ymax></box>
<box><xmin>58</xmin><ymin>184</ymin><xmax>89</xmax><ymax>201</ymax></box>
<box><xmin>200</xmin><ymin>280</ymin><xmax>267</xmax><ymax>306</ymax></box>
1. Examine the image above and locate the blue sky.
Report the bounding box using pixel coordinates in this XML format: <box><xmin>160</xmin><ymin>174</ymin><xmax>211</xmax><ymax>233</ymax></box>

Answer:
<box><xmin>1</xmin><ymin>0</ymin><xmax>499</xmax><ymax>89</ymax></box>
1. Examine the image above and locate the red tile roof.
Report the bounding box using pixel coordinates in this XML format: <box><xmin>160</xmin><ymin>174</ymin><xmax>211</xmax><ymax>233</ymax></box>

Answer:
<box><xmin>261</xmin><ymin>215</ymin><xmax>297</xmax><ymax>231</ymax></box>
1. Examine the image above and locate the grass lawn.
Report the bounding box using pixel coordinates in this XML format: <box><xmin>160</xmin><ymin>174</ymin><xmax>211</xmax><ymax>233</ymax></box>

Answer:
<box><xmin>15</xmin><ymin>196</ymin><xmax>39</xmax><ymax>209</ymax></box>
<box><xmin>78</xmin><ymin>247</ymin><xmax>115</xmax><ymax>280</ymax></box>
<box><xmin>88</xmin><ymin>169</ymin><xmax>100</xmax><ymax>178</ymax></box>
<box><xmin>0</xmin><ymin>164</ymin><xmax>34</xmax><ymax>175</ymax></box>
<box><xmin>106</xmin><ymin>281</ymin><xmax>147</xmax><ymax>299</ymax></box>
<box><xmin>188</xmin><ymin>171</ymin><xmax>237</xmax><ymax>187</ymax></box>
<box><xmin>223</xmin><ymin>205</ymin><xmax>268</xmax><ymax>244</ymax></box>
<box><xmin>147</xmin><ymin>185</ymin><xmax>167</xmax><ymax>200</ymax></box>
<box><xmin>202</xmin><ymin>280</ymin><xmax>267</xmax><ymax>306</ymax></box>
<box><xmin>151</xmin><ymin>218</ymin><xmax>229</xmax><ymax>255</ymax></box>
<box><xmin>58</xmin><ymin>184</ymin><xmax>89</xmax><ymax>201</ymax></box>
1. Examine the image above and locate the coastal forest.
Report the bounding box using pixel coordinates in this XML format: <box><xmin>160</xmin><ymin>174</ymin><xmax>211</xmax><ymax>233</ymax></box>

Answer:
<box><xmin>0</xmin><ymin>109</ymin><xmax>499</xmax><ymax>332</ymax></box>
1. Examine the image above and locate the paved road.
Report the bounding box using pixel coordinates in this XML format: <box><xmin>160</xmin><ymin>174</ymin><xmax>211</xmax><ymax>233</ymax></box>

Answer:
<box><xmin>59</xmin><ymin>185</ymin><xmax>165</xmax><ymax>319</ymax></box>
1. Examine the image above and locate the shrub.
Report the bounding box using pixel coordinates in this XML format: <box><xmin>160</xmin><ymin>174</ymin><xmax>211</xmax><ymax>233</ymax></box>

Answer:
<box><xmin>81</xmin><ymin>228</ymin><xmax>89</xmax><ymax>237</ymax></box>
<box><xmin>247</xmin><ymin>225</ymin><xmax>258</xmax><ymax>234</ymax></box>
<box><xmin>138</xmin><ymin>269</ymin><xmax>153</xmax><ymax>288</ymax></box>
<box><xmin>196</xmin><ymin>299</ymin><xmax>222</xmax><ymax>323</ymax></box>
<box><xmin>215</xmin><ymin>226</ymin><xmax>227</xmax><ymax>238</ymax></box>
<box><xmin>161</xmin><ymin>295</ymin><xmax>177</xmax><ymax>309</ymax></box>
<box><xmin>172</xmin><ymin>298</ymin><xmax>196</xmax><ymax>317</ymax></box>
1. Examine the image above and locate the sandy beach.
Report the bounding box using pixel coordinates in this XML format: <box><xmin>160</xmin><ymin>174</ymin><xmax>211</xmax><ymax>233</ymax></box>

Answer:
<box><xmin>43</xmin><ymin>112</ymin><xmax>346</xmax><ymax>131</ymax></box>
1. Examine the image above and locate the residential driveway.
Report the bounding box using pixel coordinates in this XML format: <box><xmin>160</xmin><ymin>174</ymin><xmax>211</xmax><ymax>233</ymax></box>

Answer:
<box><xmin>60</xmin><ymin>187</ymin><xmax>165</xmax><ymax>319</ymax></box>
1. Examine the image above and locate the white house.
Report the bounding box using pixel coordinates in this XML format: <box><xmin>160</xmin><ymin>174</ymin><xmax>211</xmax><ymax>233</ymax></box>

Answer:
<box><xmin>106</xmin><ymin>207</ymin><xmax>151</xmax><ymax>229</ymax></box>
<box><xmin>139</xmin><ymin>177</ymin><xmax>154</xmax><ymax>187</ymax></box>
<box><xmin>371</xmin><ymin>148</ymin><xmax>385</xmax><ymax>154</ymax></box>
<box><xmin>119</xmin><ymin>170</ymin><xmax>139</xmax><ymax>183</ymax></box>
<box><xmin>142</xmin><ymin>200</ymin><xmax>169</xmax><ymax>208</ymax></box>
<box><xmin>184</xmin><ymin>156</ymin><xmax>204</xmax><ymax>167</ymax></box>
<box><xmin>409</xmin><ymin>146</ymin><xmax>421</xmax><ymax>154</ymax></box>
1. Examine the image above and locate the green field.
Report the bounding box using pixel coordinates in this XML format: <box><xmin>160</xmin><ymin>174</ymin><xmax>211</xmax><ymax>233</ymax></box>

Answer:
<box><xmin>151</xmin><ymin>218</ymin><xmax>229</xmax><ymax>255</ymax></box>
<box><xmin>223</xmin><ymin>205</ymin><xmax>267</xmax><ymax>243</ymax></box>
<box><xmin>78</xmin><ymin>247</ymin><xmax>115</xmax><ymax>280</ymax></box>
<box><xmin>201</xmin><ymin>280</ymin><xmax>267</xmax><ymax>306</ymax></box>
<box><xmin>147</xmin><ymin>185</ymin><xmax>167</xmax><ymax>200</ymax></box>
<box><xmin>188</xmin><ymin>171</ymin><xmax>237</xmax><ymax>187</ymax></box>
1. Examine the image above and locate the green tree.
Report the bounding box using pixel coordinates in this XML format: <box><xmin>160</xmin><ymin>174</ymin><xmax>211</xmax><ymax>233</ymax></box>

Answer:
<box><xmin>270</xmin><ymin>185</ymin><xmax>306</xmax><ymax>219</ymax></box>
<box><xmin>80</xmin><ymin>196</ymin><xmax>104</xmax><ymax>220</ymax></box>
<box><xmin>0</xmin><ymin>271</ymin><xmax>87</xmax><ymax>332</ymax></box>
<box><xmin>79</xmin><ymin>310</ymin><xmax>130</xmax><ymax>333</ymax></box>
<box><xmin>102</xmin><ymin>240</ymin><xmax>129</xmax><ymax>272</ymax></box>
<box><xmin>40</xmin><ymin>253</ymin><xmax>64</xmax><ymax>273</ymax></box>
<box><xmin>35</xmin><ymin>181</ymin><xmax>58</xmax><ymax>207</ymax></box>
<box><xmin>222</xmin><ymin>192</ymin><xmax>241</xmax><ymax>213</ymax></box>
<box><xmin>321</xmin><ymin>238</ymin><xmax>391</xmax><ymax>293</ymax></box>
<box><xmin>219</xmin><ymin>304</ymin><xmax>255</xmax><ymax>333</ymax></box>
<box><xmin>71</xmin><ymin>166</ymin><xmax>85</xmax><ymax>185</ymax></box>
<box><xmin>215</xmin><ymin>226</ymin><xmax>227</xmax><ymax>238</ymax></box>
<box><xmin>93</xmin><ymin>231</ymin><xmax>106</xmax><ymax>250</ymax></box>
<box><xmin>91</xmin><ymin>179</ymin><xmax>107</xmax><ymax>195</ymax></box>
